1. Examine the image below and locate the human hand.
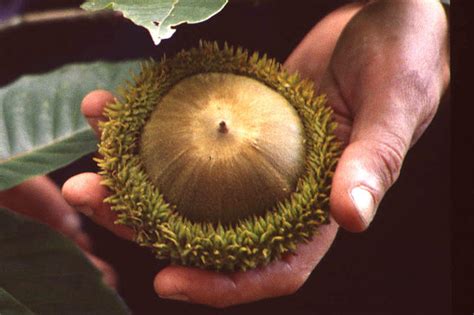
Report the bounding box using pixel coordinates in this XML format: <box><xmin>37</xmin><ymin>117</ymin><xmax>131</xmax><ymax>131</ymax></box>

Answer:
<box><xmin>62</xmin><ymin>89</ymin><xmax>339</xmax><ymax>308</ymax></box>
<box><xmin>0</xmin><ymin>176</ymin><xmax>118</xmax><ymax>288</ymax></box>
<box><xmin>62</xmin><ymin>0</ymin><xmax>450</xmax><ymax>307</ymax></box>
<box><xmin>286</xmin><ymin>0</ymin><xmax>450</xmax><ymax>231</ymax></box>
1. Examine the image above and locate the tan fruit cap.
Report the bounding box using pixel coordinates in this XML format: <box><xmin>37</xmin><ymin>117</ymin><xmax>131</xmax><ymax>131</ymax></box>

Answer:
<box><xmin>140</xmin><ymin>72</ymin><xmax>305</xmax><ymax>224</ymax></box>
<box><xmin>97</xmin><ymin>41</ymin><xmax>340</xmax><ymax>271</ymax></box>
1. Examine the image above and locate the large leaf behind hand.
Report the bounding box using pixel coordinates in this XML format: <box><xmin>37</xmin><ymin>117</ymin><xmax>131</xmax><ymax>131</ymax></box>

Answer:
<box><xmin>0</xmin><ymin>207</ymin><xmax>130</xmax><ymax>314</ymax></box>
<box><xmin>0</xmin><ymin>61</ymin><xmax>141</xmax><ymax>190</ymax></box>
<box><xmin>81</xmin><ymin>0</ymin><xmax>228</xmax><ymax>45</ymax></box>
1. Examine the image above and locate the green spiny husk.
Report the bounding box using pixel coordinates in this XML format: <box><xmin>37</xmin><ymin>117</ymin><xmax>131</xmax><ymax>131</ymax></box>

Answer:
<box><xmin>97</xmin><ymin>41</ymin><xmax>341</xmax><ymax>272</ymax></box>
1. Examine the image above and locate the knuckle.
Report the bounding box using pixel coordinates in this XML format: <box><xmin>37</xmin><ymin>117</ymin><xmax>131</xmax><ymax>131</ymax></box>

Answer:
<box><xmin>284</xmin><ymin>281</ymin><xmax>303</xmax><ymax>296</ymax></box>
<box><xmin>280</xmin><ymin>274</ymin><xmax>306</xmax><ymax>296</ymax></box>
<box><xmin>369</xmin><ymin>134</ymin><xmax>406</xmax><ymax>189</ymax></box>
<box><xmin>259</xmin><ymin>263</ymin><xmax>307</xmax><ymax>299</ymax></box>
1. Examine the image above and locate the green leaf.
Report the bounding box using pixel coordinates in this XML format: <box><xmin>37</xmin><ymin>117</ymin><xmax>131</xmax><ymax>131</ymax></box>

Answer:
<box><xmin>0</xmin><ymin>207</ymin><xmax>130</xmax><ymax>314</ymax></box>
<box><xmin>0</xmin><ymin>287</ymin><xmax>35</xmax><ymax>315</ymax></box>
<box><xmin>81</xmin><ymin>0</ymin><xmax>228</xmax><ymax>45</ymax></box>
<box><xmin>0</xmin><ymin>60</ymin><xmax>141</xmax><ymax>190</ymax></box>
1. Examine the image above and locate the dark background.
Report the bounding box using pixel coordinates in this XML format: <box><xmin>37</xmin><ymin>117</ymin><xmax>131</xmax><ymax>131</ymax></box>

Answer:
<box><xmin>0</xmin><ymin>1</ymin><xmax>460</xmax><ymax>314</ymax></box>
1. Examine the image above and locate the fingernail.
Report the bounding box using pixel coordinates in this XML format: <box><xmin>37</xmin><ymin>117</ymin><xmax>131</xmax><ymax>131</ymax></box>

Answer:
<box><xmin>350</xmin><ymin>186</ymin><xmax>375</xmax><ymax>227</ymax></box>
<box><xmin>64</xmin><ymin>213</ymin><xmax>81</xmax><ymax>231</ymax></box>
<box><xmin>76</xmin><ymin>205</ymin><xmax>93</xmax><ymax>217</ymax></box>
<box><xmin>160</xmin><ymin>293</ymin><xmax>190</xmax><ymax>302</ymax></box>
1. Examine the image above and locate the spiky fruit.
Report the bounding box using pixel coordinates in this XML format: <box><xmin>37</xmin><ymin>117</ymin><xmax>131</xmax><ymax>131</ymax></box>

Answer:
<box><xmin>97</xmin><ymin>41</ymin><xmax>340</xmax><ymax>272</ymax></box>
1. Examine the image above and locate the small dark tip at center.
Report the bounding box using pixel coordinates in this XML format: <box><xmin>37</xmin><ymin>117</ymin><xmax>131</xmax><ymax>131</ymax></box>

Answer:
<box><xmin>218</xmin><ymin>121</ymin><xmax>229</xmax><ymax>134</ymax></box>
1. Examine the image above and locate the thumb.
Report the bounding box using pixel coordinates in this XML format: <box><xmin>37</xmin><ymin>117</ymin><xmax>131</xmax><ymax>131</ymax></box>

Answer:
<box><xmin>324</xmin><ymin>75</ymin><xmax>419</xmax><ymax>233</ymax></box>
<box><xmin>320</xmin><ymin>0</ymin><xmax>448</xmax><ymax>233</ymax></box>
<box><xmin>330</xmin><ymin>133</ymin><xmax>408</xmax><ymax>232</ymax></box>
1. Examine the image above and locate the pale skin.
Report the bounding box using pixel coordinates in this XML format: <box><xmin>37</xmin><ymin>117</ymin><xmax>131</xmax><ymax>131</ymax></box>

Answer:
<box><xmin>0</xmin><ymin>0</ymin><xmax>449</xmax><ymax>308</ymax></box>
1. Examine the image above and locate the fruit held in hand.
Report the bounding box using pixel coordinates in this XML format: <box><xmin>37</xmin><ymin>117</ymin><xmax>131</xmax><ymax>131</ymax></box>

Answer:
<box><xmin>97</xmin><ymin>41</ymin><xmax>340</xmax><ymax>271</ymax></box>
<box><xmin>141</xmin><ymin>72</ymin><xmax>305</xmax><ymax>224</ymax></box>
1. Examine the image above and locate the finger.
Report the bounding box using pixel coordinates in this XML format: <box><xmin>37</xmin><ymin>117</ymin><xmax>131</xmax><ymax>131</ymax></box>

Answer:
<box><xmin>85</xmin><ymin>252</ymin><xmax>119</xmax><ymax>289</ymax></box>
<box><xmin>0</xmin><ymin>176</ymin><xmax>91</xmax><ymax>249</ymax></box>
<box><xmin>62</xmin><ymin>172</ymin><xmax>135</xmax><ymax>241</ymax></box>
<box><xmin>74</xmin><ymin>232</ymin><xmax>93</xmax><ymax>252</ymax></box>
<box><xmin>154</xmin><ymin>220</ymin><xmax>338</xmax><ymax>308</ymax></box>
<box><xmin>323</xmin><ymin>59</ymin><xmax>419</xmax><ymax>232</ymax></box>
<box><xmin>81</xmin><ymin>90</ymin><xmax>115</xmax><ymax>137</ymax></box>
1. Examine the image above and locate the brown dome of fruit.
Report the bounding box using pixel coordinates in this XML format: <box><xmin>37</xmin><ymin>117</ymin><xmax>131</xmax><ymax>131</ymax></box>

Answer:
<box><xmin>140</xmin><ymin>72</ymin><xmax>305</xmax><ymax>223</ymax></box>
